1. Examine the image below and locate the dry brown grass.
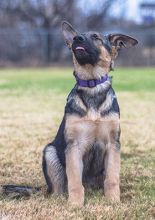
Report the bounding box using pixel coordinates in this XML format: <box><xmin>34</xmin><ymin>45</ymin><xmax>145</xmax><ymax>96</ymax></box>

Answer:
<box><xmin>0</xmin><ymin>68</ymin><xmax>155</xmax><ymax>219</ymax></box>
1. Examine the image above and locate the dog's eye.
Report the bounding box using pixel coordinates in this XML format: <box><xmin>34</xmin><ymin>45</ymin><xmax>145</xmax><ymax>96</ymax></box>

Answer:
<box><xmin>92</xmin><ymin>34</ymin><xmax>103</xmax><ymax>44</ymax></box>
<box><xmin>92</xmin><ymin>34</ymin><xmax>99</xmax><ymax>39</ymax></box>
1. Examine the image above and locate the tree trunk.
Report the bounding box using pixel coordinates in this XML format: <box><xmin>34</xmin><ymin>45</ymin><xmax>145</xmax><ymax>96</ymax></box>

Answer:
<box><xmin>46</xmin><ymin>29</ymin><xmax>51</xmax><ymax>63</ymax></box>
<box><xmin>44</xmin><ymin>19</ymin><xmax>52</xmax><ymax>64</ymax></box>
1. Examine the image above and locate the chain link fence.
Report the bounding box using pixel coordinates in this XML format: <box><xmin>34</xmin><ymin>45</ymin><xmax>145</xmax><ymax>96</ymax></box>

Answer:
<box><xmin>0</xmin><ymin>26</ymin><xmax>154</xmax><ymax>66</ymax></box>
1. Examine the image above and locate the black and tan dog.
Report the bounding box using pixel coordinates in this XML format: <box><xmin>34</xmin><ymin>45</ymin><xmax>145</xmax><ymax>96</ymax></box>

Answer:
<box><xmin>42</xmin><ymin>21</ymin><xmax>138</xmax><ymax>206</ymax></box>
<box><xmin>1</xmin><ymin>21</ymin><xmax>138</xmax><ymax>205</ymax></box>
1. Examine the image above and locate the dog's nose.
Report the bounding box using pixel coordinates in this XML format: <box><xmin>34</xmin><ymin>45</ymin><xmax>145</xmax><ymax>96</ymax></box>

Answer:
<box><xmin>73</xmin><ymin>35</ymin><xmax>85</xmax><ymax>42</ymax></box>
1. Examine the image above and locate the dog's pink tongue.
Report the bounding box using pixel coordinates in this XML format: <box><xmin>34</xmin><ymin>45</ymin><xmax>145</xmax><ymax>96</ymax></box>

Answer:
<box><xmin>76</xmin><ymin>46</ymin><xmax>85</xmax><ymax>51</ymax></box>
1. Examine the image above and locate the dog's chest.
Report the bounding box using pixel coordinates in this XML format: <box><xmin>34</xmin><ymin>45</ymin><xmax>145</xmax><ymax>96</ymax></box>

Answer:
<box><xmin>86</xmin><ymin>107</ymin><xmax>100</xmax><ymax>121</ymax></box>
<box><xmin>65</xmin><ymin>111</ymin><xmax>119</xmax><ymax>155</ymax></box>
<box><xmin>65</xmin><ymin>86</ymin><xmax>120</xmax><ymax>151</ymax></box>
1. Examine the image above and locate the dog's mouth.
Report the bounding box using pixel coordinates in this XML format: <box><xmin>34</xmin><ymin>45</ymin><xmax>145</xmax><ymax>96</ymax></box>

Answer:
<box><xmin>72</xmin><ymin>42</ymin><xmax>88</xmax><ymax>53</ymax></box>
<box><xmin>75</xmin><ymin>46</ymin><xmax>86</xmax><ymax>52</ymax></box>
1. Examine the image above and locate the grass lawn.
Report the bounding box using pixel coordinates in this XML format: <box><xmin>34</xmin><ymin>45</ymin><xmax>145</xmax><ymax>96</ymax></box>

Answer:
<box><xmin>0</xmin><ymin>67</ymin><xmax>155</xmax><ymax>220</ymax></box>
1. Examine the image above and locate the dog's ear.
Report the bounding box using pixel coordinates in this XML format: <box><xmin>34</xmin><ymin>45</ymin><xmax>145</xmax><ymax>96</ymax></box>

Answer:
<box><xmin>108</xmin><ymin>34</ymin><xmax>138</xmax><ymax>59</ymax></box>
<box><xmin>108</xmin><ymin>34</ymin><xmax>138</xmax><ymax>49</ymax></box>
<box><xmin>61</xmin><ymin>21</ymin><xmax>78</xmax><ymax>48</ymax></box>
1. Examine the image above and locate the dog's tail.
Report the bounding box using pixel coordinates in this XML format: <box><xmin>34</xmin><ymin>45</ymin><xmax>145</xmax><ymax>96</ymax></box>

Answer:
<box><xmin>0</xmin><ymin>185</ymin><xmax>41</xmax><ymax>198</ymax></box>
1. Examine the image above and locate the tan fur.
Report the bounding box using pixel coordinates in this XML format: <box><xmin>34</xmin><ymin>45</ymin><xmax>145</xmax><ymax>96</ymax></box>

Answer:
<box><xmin>73</xmin><ymin>54</ymin><xmax>107</xmax><ymax>80</ymax></box>
<box><xmin>98</xmin><ymin>46</ymin><xmax>112</xmax><ymax>72</ymax></box>
<box><xmin>111</xmin><ymin>46</ymin><xmax>118</xmax><ymax>59</ymax></box>
<box><xmin>65</xmin><ymin>113</ymin><xmax>119</xmax><ymax>149</ymax></box>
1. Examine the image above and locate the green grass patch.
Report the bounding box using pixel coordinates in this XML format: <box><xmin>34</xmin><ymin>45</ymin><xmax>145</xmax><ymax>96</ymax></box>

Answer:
<box><xmin>112</xmin><ymin>67</ymin><xmax>155</xmax><ymax>92</ymax></box>
<box><xmin>0</xmin><ymin>67</ymin><xmax>155</xmax><ymax>94</ymax></box>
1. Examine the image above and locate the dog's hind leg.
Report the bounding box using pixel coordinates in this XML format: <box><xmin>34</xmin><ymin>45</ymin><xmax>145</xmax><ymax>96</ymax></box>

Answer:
<box><xmin>43</xmin><ymin>144</ymin><xmax>66</xmax><ymax>195</ymax></box>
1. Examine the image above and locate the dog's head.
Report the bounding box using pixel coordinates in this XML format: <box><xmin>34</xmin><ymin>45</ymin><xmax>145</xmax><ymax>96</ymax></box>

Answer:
<box><xmin>61</xmin><ymin>21</ymin><xmax>138</xmax><ymax>73</ymax></box>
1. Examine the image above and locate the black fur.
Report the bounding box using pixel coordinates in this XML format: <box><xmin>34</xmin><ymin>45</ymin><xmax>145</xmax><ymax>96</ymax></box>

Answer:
<box><xmin>66</xmin><ymin>83</ymin><xmax>113</xmax><ymax>114</ymax></box>
<box><xmin>1</xmin><ymin>185</ymin><xmax>41</xmax><ymax>198</ymax></box>
<box><xmin>103</xmin><ymin>36</ymin><xmax>112</xmax><ymax>54</ymax></box>
<box><xmin>77</xmin><ymin>87</ymin><xmax>107</xmax><ymax>110</ymax></box>
<box><xmin>65</xmin><ymin>87</ymin><xmax>87</xmax><ymax>117</ymax></box>
<box><xmin>52</xmin><ymin>117</ymin><xmax>67</xmax><ymax>167</ymax></box>
<box><xmin>72</xmin><ymin>34</ymin><xmax>100</xmax><ymax>66</ymax></box>
<box><xmin>101</xmin><ymin>88</ymin><xmax>120</xmax><ymax>117</ymax></box>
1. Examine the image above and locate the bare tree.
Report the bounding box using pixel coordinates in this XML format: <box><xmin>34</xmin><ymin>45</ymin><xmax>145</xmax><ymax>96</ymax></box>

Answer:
<box><xmin>84</xmin><ymin>0</ymin><xmax>118</xmax><ymax>30</ymax></box>
<box><xmin>0</xmin><ymin>0</ymin><xmax>78</xmax><ymax>62</ymax></box>
<box><xmin>0</xmin><ymin>0</ymin><xmax>123</xmax><ymax>65</ymax></box>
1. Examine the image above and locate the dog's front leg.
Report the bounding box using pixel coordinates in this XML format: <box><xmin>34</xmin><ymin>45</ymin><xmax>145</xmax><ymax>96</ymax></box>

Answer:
<box><xmin>65</xmin><ymin>144</ymin><xmax>84</xmax><ymax>207</ymax></box>
<box><xmin>104</xmin><ymin>143</ymin><xmax>120</xmax><ymax>201</ymax></box>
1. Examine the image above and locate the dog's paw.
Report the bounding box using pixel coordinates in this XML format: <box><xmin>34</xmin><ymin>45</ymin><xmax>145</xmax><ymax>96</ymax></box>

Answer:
<box><xmin>105</xmin><ymin>191</ymin><xmax>120</xmax><ymax>203</ymax></box>
<box><xmin>68</xmin><ymin>187</ymin><xmax>84</xmax><ymax>207</ymax></box>
<box><xmin>68</xmin><ymin>198</ymin><xmax>84</xmax><ymax>208</ymax></box>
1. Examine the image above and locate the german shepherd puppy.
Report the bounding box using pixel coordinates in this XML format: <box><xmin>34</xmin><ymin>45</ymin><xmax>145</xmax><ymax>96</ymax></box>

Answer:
<box><xmin>42</xmin><ymin>21</ymin><xmax>138</xmax><ymax>207</ymax></box>
<box><xmin>1</xmin><ymin>21</ymin><xmax>138</xmax><ymax>205</ymax></box>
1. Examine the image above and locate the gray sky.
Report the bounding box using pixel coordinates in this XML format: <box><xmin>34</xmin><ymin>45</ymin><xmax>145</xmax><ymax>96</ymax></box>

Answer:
<box><xmin>80</xmin><ymin>0</ymin><xmax>144</xmax><ymax>23</ymax></box>
<box><xmin>124</xmin><ymin>0</ymin><xmax>142</xmax><ymax>22</ymax></box>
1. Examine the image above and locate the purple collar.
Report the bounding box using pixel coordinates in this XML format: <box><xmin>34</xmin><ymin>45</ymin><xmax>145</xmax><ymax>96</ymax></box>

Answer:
<box><xmin>74</xmin><ymin>72</ymin><xmax>109</xmax><ymax>88</ymax></box>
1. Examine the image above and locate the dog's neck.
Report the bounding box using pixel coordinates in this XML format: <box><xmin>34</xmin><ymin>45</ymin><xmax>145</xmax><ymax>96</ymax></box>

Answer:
<box><xmin>73</xmin><ymin>56</ymin><xmax>109</xmax><ymax>80</ymax></box>
<box><xmin>73</xmin><ymin>59</ymin><xmax>111</xmax><ymax>94</ymax></box>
